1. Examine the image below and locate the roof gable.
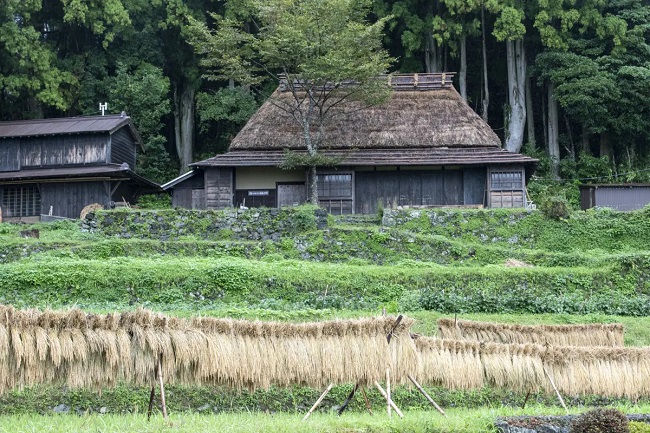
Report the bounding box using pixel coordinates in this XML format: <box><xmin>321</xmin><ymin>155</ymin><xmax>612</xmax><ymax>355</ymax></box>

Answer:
<box><xmin>230</xmin><ymin>73</ymin><xmax>501</xmax><ymax>151</ymax></box>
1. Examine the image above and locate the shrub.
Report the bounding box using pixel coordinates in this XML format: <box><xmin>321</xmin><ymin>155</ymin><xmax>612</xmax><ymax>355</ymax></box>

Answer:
<box><xmin>629</xmin><ymin>421</ymin><xmax>650</xmax><ymax>433</ymax></box>
<box><xmin>541</xmin><ymin>196</ymin><xmax>571</xmax><ymax>220</ymax></box>
<box><xmin>630</xmin><ymin>422</ymin><xmax>650</xmax><ymax>433</ymax></box>
<box><xmin>571</xmin><ymin>408</ymin><xmax>629</xmax><ymax>433</ymax></box>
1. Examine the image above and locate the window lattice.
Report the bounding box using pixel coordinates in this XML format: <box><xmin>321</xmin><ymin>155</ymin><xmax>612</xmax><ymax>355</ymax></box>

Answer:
<box><xmin>1</xmin><ymin>185</ymin><xmax>41</xmax><ymax>217</ymax></box>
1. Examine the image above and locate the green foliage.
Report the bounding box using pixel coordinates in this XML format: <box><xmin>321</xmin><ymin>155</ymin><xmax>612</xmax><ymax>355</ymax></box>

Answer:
<box><xmin>630</xmin><ymin>422</ymin><xmax>650</xmax><ymax>433</ymax></box>
<box><xmin>571</xmin><ymin>408</ymin><xmax>629</xmax><ymax>433</ymax></box>
<box><xmin>136</xmin><ymin>194</ymin><xmax>172</xmax><ymax>209</ymax></box>
<box><xmin>109</xmin><ymin>62</ymin><xmax>175</xmax><ymax>182</ymax></box>
<box><xmin>540</xmin><ymin>196</ymin><xmax>571</xmax><ymax>220</ymax></box>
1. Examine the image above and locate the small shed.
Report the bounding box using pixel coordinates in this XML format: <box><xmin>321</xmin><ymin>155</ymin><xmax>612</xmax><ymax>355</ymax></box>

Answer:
<box><xmin>0</xmin><ymin>115</ymin><xmax>160</xmax><ymax>221</ymax></box>
<box><xmin>580</xmin><ymin>184</ymin><xmax>650</xmax><ymax>211</ymax></box>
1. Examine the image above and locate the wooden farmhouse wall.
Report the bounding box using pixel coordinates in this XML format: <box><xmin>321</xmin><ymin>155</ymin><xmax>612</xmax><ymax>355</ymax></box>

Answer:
<box><xmin>109</xmin><ymin>128</ymin><xmax>137</xmax><ymax>169</ymax></box>
<box><xmin>354</xmin><ymin>168</ymin><xmax>486</xmax><ymax>214</ymax></box>
<box><xmin>172</xmin><ymin>172</ymin><xmax>206</xmax><ymax>209</ymax></box>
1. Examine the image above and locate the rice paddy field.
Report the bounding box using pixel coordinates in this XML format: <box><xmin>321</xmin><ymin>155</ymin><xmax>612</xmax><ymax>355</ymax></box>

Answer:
<box><xmin>1</xmin><ymin>206</ymin><xmax>650</xmax><ymax>432</ymax></box>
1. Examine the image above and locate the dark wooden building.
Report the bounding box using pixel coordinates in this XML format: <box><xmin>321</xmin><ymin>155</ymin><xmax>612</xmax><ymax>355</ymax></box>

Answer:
<box><xmin>0</xmin><ymin>115</ymin><xmax>160</xmax><ymax>221</ymax></box>
<box><xmin>164</xmin><ymin>73</ymin><xmax>537</xmax><ymax>214</ymax></box>
<box><xmin>580</xmin><ymin>184</ymin><xmax>650</xmax><ymax>211</ymax></box>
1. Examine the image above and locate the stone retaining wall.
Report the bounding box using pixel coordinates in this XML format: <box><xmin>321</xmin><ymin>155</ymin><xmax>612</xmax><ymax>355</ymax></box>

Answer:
<box><xmin>82</xmin><ymin>207</ymin><xmax>328</xmax><ymax>241</ymax></box>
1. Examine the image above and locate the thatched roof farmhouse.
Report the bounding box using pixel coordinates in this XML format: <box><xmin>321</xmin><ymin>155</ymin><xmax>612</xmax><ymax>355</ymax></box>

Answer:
<box><xmin>164</xmin><ymin>73</ymin><xmax>537</xmax><ymax>213</ymax></box>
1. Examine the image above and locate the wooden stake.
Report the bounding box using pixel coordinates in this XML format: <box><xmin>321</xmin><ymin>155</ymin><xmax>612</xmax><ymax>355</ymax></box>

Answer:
<box><xmin>337</xmin><ymin>383</ymin><xmax>359</xmax><ymax>416</ymax></box>
<box><xmin>374</xmin><ymin>382</ymin><xmax>404</xmax><ymax>418</ymax></box>
<box><xmin>386</xmin><ymin>368</ymin><xmax>391</xmax><ymax>417</ymax></box>
<box><xmin>407</xmin><ymin>374</ymin><xmax>446</xmax><ymax>417</ymax></box>
<box><xmin>157</xmin><ymin>356</ymin><xmax>168</xmax><ymax>420</ymax></box>
<box><xmin>543</xmin><ymin>367</ymin><xmax>568</xmax><ymax>414</ymax></box>
<box><xmin>386</xmin><ymin>315</ymin><xmax>403</xmax><ymax>344</ymax></box>
<box><xmin>521</xmin><ymin>390</ymin><xmax>531</xmax><ymax>409</ymax></box>
<box><xmin>147</xmin><ymin>385</ymin><xmax>156</xmax><ymax>421</ymax></box>
<box><xmin>361</xmin><ymin>386</ymin><xmax>373</xmax><ymax>415</ymax></box>
<box><xmin>303</xmin><ymin>384</ymin><xmax>333</xmax><ymax>421</ymax></box>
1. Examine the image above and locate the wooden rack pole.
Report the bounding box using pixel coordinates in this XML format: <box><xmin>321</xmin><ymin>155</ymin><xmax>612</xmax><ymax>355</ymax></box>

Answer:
<box><xmin>157</xmin><ymin>355</ymin><xmax>168</xmax><ymax>420</ymax></box>
<box><xmin>303</xmin><ymin>384</ymin><xmax>333</xmax><ymax>421</ymax></box>
<box><xmin>374</xmin><ymin>382</ymin><xmax>404</xmax><ymax>418</ymax></box>
<box><xmin>543</xmin><ymin>367</ymin><xmax>568</xmax><ymax>415</ymax></box>
<box><xmin>386</xmin><ymin>368</ymin><xmax>391</xmax><ymax>417</ymax></box>
<box><xmin>361</xmin><ymin>386</ymin><xmax>373</xmax><ymax>415</ymax></box>
<box><xmin>147</xmin><ymin>385</ymin><xmax>156</xmax><ymax>421</ymax></box>
<box><xmin>337</xmin><ymin>383</ymin><xmax>359</xmax><ymax>416</ymax></box>
<box><xmin>407</xmin><ymin>374</ymin><xmax>446</xmax><ymax>417</ymax></box>
<box><xmin>521</xmin><ymin>390</ymin><xmax>532</xmax><ymax>409</ymax></box>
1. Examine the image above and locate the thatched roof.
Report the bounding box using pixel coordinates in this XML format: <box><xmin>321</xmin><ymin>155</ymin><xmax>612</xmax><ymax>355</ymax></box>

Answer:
<box><xmin>230</xmin><ymin>74</ymin><xmax>501</xmax><ymax>151</ymax></box>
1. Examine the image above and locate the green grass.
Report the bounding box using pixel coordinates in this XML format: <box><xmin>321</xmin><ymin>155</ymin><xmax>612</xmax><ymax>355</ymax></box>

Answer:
<box><xmin>1</xmin><ymin>405</ymin><xmax>649</xmax><ymax>433</ymax></box>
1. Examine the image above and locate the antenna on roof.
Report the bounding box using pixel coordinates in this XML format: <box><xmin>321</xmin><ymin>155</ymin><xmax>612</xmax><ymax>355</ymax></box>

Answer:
<box><xmin>99</xmin><ymin>102</ymin><xmax>108</xmax><ymax>116</ymax></box>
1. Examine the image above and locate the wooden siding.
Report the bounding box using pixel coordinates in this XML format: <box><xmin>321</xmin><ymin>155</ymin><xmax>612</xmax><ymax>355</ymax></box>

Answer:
<box><xmin>2</xmin><ymin>135</ymin><xmax>110</xmax><ymax>170</ymax></box>
<box><xmin>354</xmin><ymin>169</ymin><xmax>473</xmax><ymax>214</ymax></box>
<box><xmin>172</xmin><ymin>172</ymin><xmax>206</xmax><ymax>209</ymax></box>
<box><xmin>205</xmin><ymin>167</ymin><xmax>233</xmax><ymax>209</ymax></box>
<box><xmin>463</xmin><ymin>168</ymin><xmax>486</xmax><ymax>205</ymax></box>
<box><xmin>39</xmin><ymin>181</ymin><xmax>109</xmax><ymax>219</ymax></box>
<box><xmin>0</xmin><ymin>139</ymin><xmax>20</xmax><ymax>172</ymax></box>
<box><xmin>110</xmin><ymin>127</ymin><xmax>137</xmax><ymax>168</ymax></box>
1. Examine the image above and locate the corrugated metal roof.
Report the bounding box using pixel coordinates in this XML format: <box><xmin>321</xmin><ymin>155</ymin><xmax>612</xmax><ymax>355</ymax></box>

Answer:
<box><xmin>192</xmin><ymin>148</ymin><xmax>538</xmax><ymax>168</ymax></box>
<box><xmin>0</xmin><ymin>115</ymin><xmax>138</xmax><ymax>140</ymax></box>
<box><xmin>0</xmin><ymin>164</ymin><xmax>161</xmax><ymax>190</ymax></box>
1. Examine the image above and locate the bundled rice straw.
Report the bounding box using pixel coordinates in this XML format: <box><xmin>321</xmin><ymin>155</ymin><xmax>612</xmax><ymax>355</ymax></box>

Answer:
<box><xmin>0</xmin><ymin>305</ymin><xmax>418</xmax><ymax>393</ymax></box>
<box><xmin>437</xmin><ymin>318</ymin><xmax>625</xmax><ymax>347</ymax></box>
<box><xmin>416</xmin><ymin>336</ymin><xmax>650</xmax><ymax>398</ymax></box>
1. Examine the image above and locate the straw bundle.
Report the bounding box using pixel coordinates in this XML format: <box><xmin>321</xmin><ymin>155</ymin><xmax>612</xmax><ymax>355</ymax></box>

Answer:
<box><xmin>416</xmin><ymin>336</ymin><xmax>650</xmax><ymax>398</ymax></box>
<box><xmin>0</xmin><ymin>306</ymin><xmax>418</xmax><ymax>393</ymax></box>
<box><xmin>437</xmin><ymin>319</ymin><xmax>625</xmax><ymax>347</ymax></box>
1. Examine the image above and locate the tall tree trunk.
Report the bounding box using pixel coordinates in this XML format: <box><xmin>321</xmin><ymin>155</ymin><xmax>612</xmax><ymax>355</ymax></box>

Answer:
<box><xmin>424</xmin><ymin>31</ymin><xmax>441</xmax><ymax>73</ymax></box>
<box><xmin>504</xmin><ymin>39</ymin><xmax>527</xmax><ymax>153</ymax></box>
<box><xmin>542</xmin><ymin>86</ymin><xmax>548</xmax><ymax>149</ymax></box>
<box><xmin>525</xmin><ymin>75</ymin><xmax>535</xmax><ymax>148</ymax></box>
<box><xmin>547</xmin><ymin>82</ymin><xmax>560</xmax><ymax>179</ymax></box>
<box><xmin>599</xmin><ymin>132</ymin><xmax>611</xmax><ymax>160</ymax></box>
<box><xmin>564</xmin><ymin>115</ymin><xmax>575</xmax><ymax>161</ymax></box>
<box><xmin>174</xmin><ymin>83</ymin><xmax>195</xmax><ymax>174</ymax></box>
<box><xmin>581</xmin><ymin>125</ymin><xmax>590</xmax><ymax>155</ymax></box>
<box><xmin>481</xmin><ymin>7</ymin><xmax>489</xmax><ymax>122</ymax></box>
<box><xmin>459</xmin><ymin>34</ymin><xmax>467</xmax><ymax>102</ymax></box>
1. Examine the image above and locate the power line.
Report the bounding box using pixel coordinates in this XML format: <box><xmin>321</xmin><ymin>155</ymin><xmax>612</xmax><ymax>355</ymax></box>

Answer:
<box><xmin>531</xmin><ymin>167</ymin><xmax>650</xmax><ymax>182</ymax></box>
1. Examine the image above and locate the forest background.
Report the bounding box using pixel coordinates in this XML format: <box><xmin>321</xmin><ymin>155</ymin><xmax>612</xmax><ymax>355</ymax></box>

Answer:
<box><xmin>1</xmin><ymin>0</ymin><xmax>649</xmax><ymax>207</ymax></box>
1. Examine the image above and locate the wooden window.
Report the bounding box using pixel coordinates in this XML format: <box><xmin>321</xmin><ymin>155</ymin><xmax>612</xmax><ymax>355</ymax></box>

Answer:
<box><xmin>490</xmin><ymin>171</ymin><xmax>523</xmax><ymax>190</ymax></box>
<box><xmin>489</xmin><ymin>170</ymin><xmax>524</xmax><ymax>208</ymax></box>
<box><xmin>317</xmin><ymin>173</ymin><xmax>353</xmax><ymax>214</ymax></box>
<box><xmin>1</xmin><ymin>185</ymin><xmax>41</xmax><ymax>217</ymax></box>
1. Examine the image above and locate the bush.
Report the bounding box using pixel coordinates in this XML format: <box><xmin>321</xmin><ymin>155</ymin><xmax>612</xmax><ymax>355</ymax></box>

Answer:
<box><xmin>630</xmin><ymin>422</ymin><xmax>650</xmax><ymax>433</ymax></box>
<box><xmin>571</xmin><ymin>408</ymin><xmax>629</xmax><ymax>433</ymax></box>
<box><xmin>541</xmin><ymin>196</ymin><xmax>571</xmax><ymax>220</ymax></box>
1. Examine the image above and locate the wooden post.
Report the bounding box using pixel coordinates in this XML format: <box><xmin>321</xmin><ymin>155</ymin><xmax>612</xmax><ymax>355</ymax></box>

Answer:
<box><xmin>337</xmin><ymin>383</ymin><xmax>359</xmax><ymax>416</ymax></box>
<box><xmin>374</xmin><ymin>382</ymin><xmax>404</xmax><ymax>418</ymax></box>
<box><xmin>0</xmin><ymin>207</ymin><xmax>3</xmax><ymax>224</ymax></box>
<box><xmin>361</xmin><ymin>386</ymin><xmax>373</xmax><ymax>415</ymax></box>
<box><xmin>386</xmin><ymin>368</ymin><xmax>391</xmax><ymax>417</ymax></box>
<box><xmin>386</xmin><ymin>315</ymin><xmax>403</xmax><ymax>344</ymax></box>
<box><xmin>303</xmin><ymin>384</ymin><xmax>333</xmax><ymax>421</ymax></box>
<box><xmin>543</xmin><ymin>367</ymin><xmax>568</xmax><ymax>414</ymax></box>
<box><xmin>407</xmin><ymin>374</ymin><xmax>446</xmax><ymax>417</ymax></box>
<box><xmin>521</xmin><ymin>390</ymin><xmax>531</xmax><ymax>409</ymax></box>
<box><xmin>157</xmin><ymin>356</ymin><xmax>168</xmax><ymax>420</ymax></box>
<box><xmin>147</xmin><ymin>385</ymin><xmax>156</xmax><ymax>421</ymax></box>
